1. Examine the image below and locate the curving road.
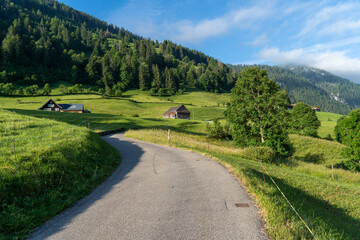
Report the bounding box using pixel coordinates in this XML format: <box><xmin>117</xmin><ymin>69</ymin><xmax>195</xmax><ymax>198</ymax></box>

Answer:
<box><xmin>30</xmin><ymin>133</ymin><xmax>268</xmax><ymax>240</ymax></box>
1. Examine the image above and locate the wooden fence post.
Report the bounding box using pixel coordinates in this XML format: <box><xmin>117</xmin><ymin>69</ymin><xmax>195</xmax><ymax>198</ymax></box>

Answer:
<box><xmin>168</xmin><ymin>129</ymin><xmax>171</xmax><ymax>142</ymax></box>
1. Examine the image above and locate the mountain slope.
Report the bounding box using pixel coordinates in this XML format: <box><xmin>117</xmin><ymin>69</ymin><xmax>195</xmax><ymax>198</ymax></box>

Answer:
<box><xmin>228</xmin><ymin>64</ymin><xmax>360</xmax><ymax>115</ymax></box>
<box><xmin>0</xmin><ymin>0</ymin><xmax>237</xmax><ymax>95</ymax></box>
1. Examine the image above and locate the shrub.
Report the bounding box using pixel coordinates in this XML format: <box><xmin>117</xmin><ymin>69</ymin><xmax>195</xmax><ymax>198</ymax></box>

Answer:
<box><xmin>25</xmin><ymin>85</ymin><xmax>39</xmax><ymax>96</ymax></box>
<box><xmin>43</xmin><ymin>83</ymin><xmax>51</xmax><ymax>95</ymax></box>
<box><xmin>0</xmin><ymin>83</ymin><xmax>15</xmax><ymax>96</ymax></box>
<box><xmin>59</xmin><ymin>84</ymin><xmax>68</xmax><ymax>95</ymax></box>
<box><xmin>242</xmin><ymin>146</ymin><xmax>275</xmax><ymax>163</ymax></box>
<box><xmin>206</xmin><ymin>118</ymin><xmax>232</xmax><ymax>140</ymax></box>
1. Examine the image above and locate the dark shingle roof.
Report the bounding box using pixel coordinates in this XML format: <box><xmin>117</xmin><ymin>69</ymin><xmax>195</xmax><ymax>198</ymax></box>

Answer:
<box><xmin>38</xmin><ymin>98</ymin><xmax>61</xmax><ymax>110</ymax></box>
<box><xmin>59</xmin><ymin>104</ymin><xmax>84</xmax><ymax>111</ymax></box>
<box><xmin>163</xmin><ymin>105</ymin><xmax>190</xmax><ymax>115</ymax></box>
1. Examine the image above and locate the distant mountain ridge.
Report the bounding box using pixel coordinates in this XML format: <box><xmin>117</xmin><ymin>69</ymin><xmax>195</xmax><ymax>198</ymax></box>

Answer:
<box><xmin>228</xmin><ymin>64</ymin><xmax>360</xmax><ymax>115</ymax></box>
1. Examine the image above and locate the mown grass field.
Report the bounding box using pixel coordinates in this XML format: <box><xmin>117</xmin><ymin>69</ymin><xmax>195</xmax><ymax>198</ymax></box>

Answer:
<box><xmin>0</xmin><ymin>87</ymin><xmax>357</xmax><ymax>239</ymax></box>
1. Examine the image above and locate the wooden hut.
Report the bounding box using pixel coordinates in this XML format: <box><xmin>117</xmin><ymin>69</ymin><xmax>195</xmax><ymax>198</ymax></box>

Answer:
<box><xmin>163</xmin><ymin>105</ymin><xmax>190</xmax><ymax>120</ymax></box>
<box><xmin>39</xmin><ymin>99</ymin><xmax>84</xmax><ymax>113</ymax></box>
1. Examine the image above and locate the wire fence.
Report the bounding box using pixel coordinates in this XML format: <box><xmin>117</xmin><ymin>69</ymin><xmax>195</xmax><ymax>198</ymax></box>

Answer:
<box><xmin>258</xmin><ymin>160</ymin><xmax>317</xmax><ymax>239</ymax></box>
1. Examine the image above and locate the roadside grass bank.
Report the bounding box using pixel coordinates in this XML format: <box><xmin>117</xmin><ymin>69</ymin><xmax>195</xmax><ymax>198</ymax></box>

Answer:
<box><xmin>124</xmin><ymin>129</ymin><xmax>360</xmax><ymax>240</ymax></box>
<box><xmin>0</xmin><ymin>110</ymin><xmax>121</xmax><ymax>240</ymax></box>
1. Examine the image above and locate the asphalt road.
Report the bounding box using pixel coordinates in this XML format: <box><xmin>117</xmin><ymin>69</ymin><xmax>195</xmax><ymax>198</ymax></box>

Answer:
<box><xmin>30</xmin><ymin>133</ymin><xmax>268</xmax><ymax>240</ymax></box>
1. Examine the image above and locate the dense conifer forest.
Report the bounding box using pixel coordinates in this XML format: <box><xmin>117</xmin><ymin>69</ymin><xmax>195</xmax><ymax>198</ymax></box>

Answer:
<box><xmin>0</xmin><ymin>0</ymin><xmax>237</xmax><ymax>96</ymax></box>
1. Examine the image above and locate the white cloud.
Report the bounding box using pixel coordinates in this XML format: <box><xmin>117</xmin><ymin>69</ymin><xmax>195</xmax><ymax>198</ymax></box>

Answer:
<box><xmin>107</xmin><ymin>1</ymin><xmax>271</xmax><ymax>43</ymax></box>
<box><xmin>319</xmin><ymin>20</ymin><xmax>360</xmax><ymax>35</ymax></box>
<box><xmin>258</xmin><ymin>47</ymin><xmax>360</xmax><ymax>82</ymax></box>
<box><xmin>173</xmin><ymin>18</ymin><xmax>230</xmax><ymax>42</ymax></box>
<box><xmin>246</xmin><ymin>34</ymin><xmax>268</xmax><ymax>46</ymax></box>
<box><xmin>298</xmin><ymin>2</ymin><xmax>360</xmax><ymax>37</ymax></box>
<box><xmin>171</xmin><ymin>5</ymin><xmax>270</xmax><ymax>42</ymax></box>
<box><xmin>304</xmin><ymin>36</ymin><xmax>360</xmax><ymax>52</ymax></box>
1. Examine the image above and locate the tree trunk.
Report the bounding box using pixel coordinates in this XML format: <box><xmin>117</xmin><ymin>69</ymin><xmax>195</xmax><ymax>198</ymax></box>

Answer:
<box><xmin>260</xmin><ymin>127</ymin><xmax>265</xmax><ymax>143</ymax></box>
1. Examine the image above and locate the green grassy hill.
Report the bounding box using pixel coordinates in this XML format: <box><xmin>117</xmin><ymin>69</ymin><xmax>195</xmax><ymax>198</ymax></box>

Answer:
<box><xmin>316</xmin><ymin>111</ymin><xmax>344</xmax><ymax>138</ymax></box>
<box><xmin>0</xmin><ymin>109</ymin><xmax>121</xmax><ymax>239</ymax></box>
<box><xmin>124</xmin><ymin>128</ymin><xmax>359</xmax><ymax>240</ymax></box>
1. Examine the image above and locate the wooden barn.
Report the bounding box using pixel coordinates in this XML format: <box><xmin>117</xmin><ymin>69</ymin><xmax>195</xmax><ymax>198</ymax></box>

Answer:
<box><xmin>39</xmin><ymin>99</ymin><xmax>84</xmax><ymax>113</ymax></box>
<box><xmin>163</xmin><ymin>105</ymin><xmax>190</xmax><ymax>120</ymax></box>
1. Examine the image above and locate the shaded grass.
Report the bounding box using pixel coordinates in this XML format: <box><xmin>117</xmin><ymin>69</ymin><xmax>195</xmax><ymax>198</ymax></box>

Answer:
<box><xmin>124</xmin><ymin>129</ymin><xmax>360</xmax><ymax>239</ymax></box>
<box><xmin>0</xmin><ymin>110</ymin><xmax>121</xmax><ymax>239</ymax></box>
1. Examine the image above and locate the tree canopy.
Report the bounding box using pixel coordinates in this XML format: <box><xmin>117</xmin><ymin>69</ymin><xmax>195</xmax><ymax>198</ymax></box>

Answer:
<box><xmin>225</xmin><ymin>67</ymin><xmax>291</xmax><ymax>158</ymax></box>
<box><xmin>334</xmin><ymin>109</ymin><xmax>360</xmax><ymax>171</ymax></box>
<box><xmin>290</xmin><ymin>102</ymin><xmax>320</xmax><ymax>137</ymax></box>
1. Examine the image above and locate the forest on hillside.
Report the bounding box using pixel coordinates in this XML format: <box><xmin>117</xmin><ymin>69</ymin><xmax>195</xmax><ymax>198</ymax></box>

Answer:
<box><xmin>0</xmin><ymin>0</ymin><xmax>237</xmax><ymax>96</ymax></box>
<box><xmin>229</xmin><ymin>64</ymin><xmax>360</xmax><ymax>115</ymax></box>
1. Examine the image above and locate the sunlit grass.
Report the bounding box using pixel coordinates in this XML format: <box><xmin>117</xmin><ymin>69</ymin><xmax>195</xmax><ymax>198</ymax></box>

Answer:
<box><xmin>316</xmin><ymin>112</ymin><xmax>344</xmax><ymax>138</ymax></box>
<box><xmin>124</xmin><ymin>128</ymin><xmax>360</xmax><ymax>240</ymax></box>
<box><xmin>0</xmin><ymin>110</ymin><xmax>121</xmax><ymax>239</ymax></box>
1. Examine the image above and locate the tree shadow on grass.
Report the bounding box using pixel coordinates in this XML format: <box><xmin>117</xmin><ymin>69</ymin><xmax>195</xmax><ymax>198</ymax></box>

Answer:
<box><xmin>293</xmin><ymin>153</ymin><xmax>325</xmax><ymax>164</ymax></box>
<box><xmin>243</xmin><ymin>167</ymin><xmax>360</xmax><ymax>239</ymax></box>
<box><xmin>6</xmin><ymin>109</ymin><xmax>206</xmax><ymax>136</ymax></box>
<box><xmin>28</xmin><ymin>135</ymin><xmax>144</xmax><ymax>239</ymax></box>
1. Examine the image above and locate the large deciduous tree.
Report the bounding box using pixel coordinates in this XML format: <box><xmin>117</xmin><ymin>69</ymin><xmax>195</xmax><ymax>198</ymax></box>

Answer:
<box><xmin>290</xmin><ymin>102</ymin><xmax>320</xmax><ymax>137</ymax></box>
<box><xmin>225</xmin><ymin>67</ymin><xmax>291</xmax><ymax>157</ymax></box>
<box><xmin>334</xmin><ymin>109</ymin><xmax>360</xmax><ymax>171</ymax></box>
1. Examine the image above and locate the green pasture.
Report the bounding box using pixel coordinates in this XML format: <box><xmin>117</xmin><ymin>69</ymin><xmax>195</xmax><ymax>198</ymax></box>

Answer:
<box><xmin>0</xmin><ymin>87</ymin><xmax>356</xmax><ymax>239</ymax></box>
<box><xmin>124</xmin><ymin>129</ymin><xmax>360</xmax><ymax>240</ymax></box>
<box><xmin>316</xmin><ymin>111</ymin><xmax>344</xmax><ymax>138</ymax></box>
<box><xmin>0</xmin><ymin>110</ymin><xmax>121</xmax><ymax>239</ymax></box>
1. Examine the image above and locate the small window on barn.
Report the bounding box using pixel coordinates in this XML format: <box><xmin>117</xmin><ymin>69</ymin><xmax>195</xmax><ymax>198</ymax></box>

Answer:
<box><xmin>44</xmin><ymin>108</ymin><xmax>51</xmax><ymax>111</ymax></box>
<box><xmin>55</xmin><ymin>108</ymin><xmax>59</xmax><ymax>111</ymax></box>
<box><xmin>48</xmin><ymin>104</ymin><xmax>54</xmax><ymax>107</ymax></box>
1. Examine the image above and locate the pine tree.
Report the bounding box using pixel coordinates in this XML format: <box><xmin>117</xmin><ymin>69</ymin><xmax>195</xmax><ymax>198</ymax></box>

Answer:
<box><xmin>139</xmin><ymin>62</ymin><xmax>150</xmax><ymax>90</ymax></box>
<box><xmin>165</xmin><ymin>67</ymin><xmax>177</xmax><ymax>94</ymax></box>
<box><xmin>151</xmin><ymin>64</ymin><xmax>162</xmax><ymax>90</ymax></box>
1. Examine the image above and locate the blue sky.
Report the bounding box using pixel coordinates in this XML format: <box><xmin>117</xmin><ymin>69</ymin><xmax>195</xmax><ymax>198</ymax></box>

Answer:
<box><xmin>60</xmin><ymin>0</ymin><xmax>360</xmax><ymax>83</ymax></box>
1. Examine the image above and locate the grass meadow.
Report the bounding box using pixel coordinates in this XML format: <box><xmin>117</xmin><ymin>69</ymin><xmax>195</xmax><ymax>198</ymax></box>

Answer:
<box><xmin>0</xmin><ymin>109</ymin><xmax>121</xmax><ymax>239</ymax></box>
<box><xmin>124</xmin><ymin>129</ymin><xmax>360</xmax><ymax>240</ymax></box>
<box><xmin>0</xmin><ymin>87</ymin><xmax>357</xmax><ymax>239</ymax></box>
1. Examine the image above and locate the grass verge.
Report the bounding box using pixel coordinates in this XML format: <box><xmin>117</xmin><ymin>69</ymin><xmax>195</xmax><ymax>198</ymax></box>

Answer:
<box><xmin>124</xmin><ymin>129</ymin><xmax>360</xmax><ymax>240</ymax></box>
<box><xmin>0</xmin><ymin>110</ymin><xmax>121</xmax><ymax>239</ymax></box>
